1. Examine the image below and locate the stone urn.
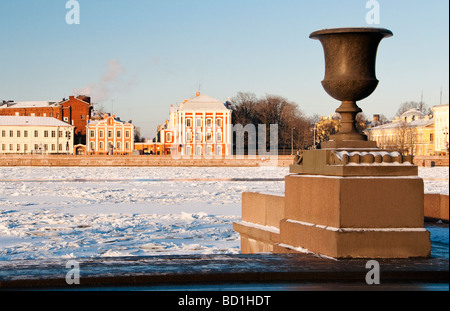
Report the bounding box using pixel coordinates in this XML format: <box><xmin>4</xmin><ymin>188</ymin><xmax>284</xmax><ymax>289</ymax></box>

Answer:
<box><xmin>310</xmin><ymin>28</ymin><xmax>393</xmax><ymax>141</ymax></box>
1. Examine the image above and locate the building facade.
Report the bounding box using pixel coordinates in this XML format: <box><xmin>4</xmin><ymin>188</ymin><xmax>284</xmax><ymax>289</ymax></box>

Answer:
<box><xmin>60</xmin><ymin>95</ymin><xmax>93</xmax><ymax>144</ymax></box>
<box><xmin>0</xmin><ymin>95</ymin><xmax>93</xmax><ymax>145</ymax></box>
<box><xmin>0</xmin><ymin>116</ymin><xmax>75</xmax><ymax>155</ymax></box>
<box><xmin>431</xmin><ymin>104</ymin><xmax>449</xmax><ymax>155</ymax></box>
<box><xmin>366</xmin><ymin>108</ymin><xmax>435</xmax><ymax>156</ymax></box>
<box><xmin>156</xmin><ymin>92</ymin><xmax>232</xmax><ymax>156</ymax></box>
<box><xmin>86</xmin><ymin>114</ymin><xmax>135</xmax><ymax>155</ymax></box>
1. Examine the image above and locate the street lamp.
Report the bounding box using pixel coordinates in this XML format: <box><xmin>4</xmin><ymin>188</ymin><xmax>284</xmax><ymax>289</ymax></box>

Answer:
<box><xmin>310</xmin><ymin>126</ymin><xmax>317</xmax><ymax>150</ymax></box>
<box><xmin>291</xmin><ymin>127</ymin><xmax>296</xmax><ymax>155</ymax></box>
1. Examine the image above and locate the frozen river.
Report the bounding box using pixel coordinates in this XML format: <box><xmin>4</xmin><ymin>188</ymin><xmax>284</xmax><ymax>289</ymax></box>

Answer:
<box><xmin>0</xmin><ymin>166</ymin><xmax>448</xmax><ymax>261</ymax></box>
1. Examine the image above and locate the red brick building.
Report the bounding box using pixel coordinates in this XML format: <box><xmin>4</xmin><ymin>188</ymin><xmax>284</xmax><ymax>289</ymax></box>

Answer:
<box><xmin>0</xmin><ymin>95</ymin><xmax>93</xmax><ymax>144</ymax></box>
<box><xmin>61</xmin><ymin>96</ymin><xmax>93</xmax><ymax>144</ymax></box>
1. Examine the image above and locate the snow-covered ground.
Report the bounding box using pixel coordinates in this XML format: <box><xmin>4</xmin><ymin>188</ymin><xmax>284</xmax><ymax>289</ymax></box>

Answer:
<box><xmin>0</xmin><ymin>166</ymin><xmax>448</xmax><ymax>262</ymax></box>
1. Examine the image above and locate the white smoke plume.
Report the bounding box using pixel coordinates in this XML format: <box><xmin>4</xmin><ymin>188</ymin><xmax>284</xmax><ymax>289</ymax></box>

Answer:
<box><xmin>73</xmin><ymin>59</ymin><xmax>136</xmax><ymax>103</ymax></box>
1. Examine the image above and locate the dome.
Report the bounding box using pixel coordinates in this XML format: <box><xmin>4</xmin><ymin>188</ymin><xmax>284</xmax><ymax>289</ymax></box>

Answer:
<box><xmin>400</xmin><ymin>108</ymin><xmax>425</xmax><ymax>122</ymax></box>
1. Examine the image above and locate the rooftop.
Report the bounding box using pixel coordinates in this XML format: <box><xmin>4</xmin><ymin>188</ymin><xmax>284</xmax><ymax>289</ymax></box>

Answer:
<box><xmin>0</xmin><ymin>116</ymin><xmax>74</xmax><ymax>127</ymax></box>
<box><xmin>0</xmin><ymin>101</ymin><xmax>59</xmax><ymax>108</ymax></box>
<box><xmin>368</xmin><ymin>118</ymin><xmax>434</xmax><ymax>131</ymax></box>
<box><xmin>178</xmin><ymin>93</ymin><xmax>230</xmax><ymax>112</ymax></box>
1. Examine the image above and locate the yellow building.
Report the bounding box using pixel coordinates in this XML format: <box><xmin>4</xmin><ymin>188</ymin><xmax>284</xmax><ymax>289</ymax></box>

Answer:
<box><xmin>366</xmin><ymin>109</ymin><xmax>435</xmax><ymax>156</ymax></box>
<box><xmin>431</xmin><ymin>104</ymin><xmax>449</xmax><ymax>155</ymax></box>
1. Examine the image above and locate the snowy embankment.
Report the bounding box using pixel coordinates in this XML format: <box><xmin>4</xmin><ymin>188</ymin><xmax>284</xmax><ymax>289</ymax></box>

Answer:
<box><xmin>0</xmin><ymin>167</ymin><xmax>448</xmax><ymax>261</ymax></box>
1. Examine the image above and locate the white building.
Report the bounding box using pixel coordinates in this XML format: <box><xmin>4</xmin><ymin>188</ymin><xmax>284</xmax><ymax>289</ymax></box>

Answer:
<box><xmin>158</xmin><ymin>92</ymin><xmax>232</xmax><ymax>156</ymax></box>
<box><xmin>431</xmin><ymin>104</ymin><xmax>449</xmax><ymax>155</ymax></box>
<box><xmin>0</xmin><ymin>116</ymin><xmax>74</xmax><ymax>154</ymax></box>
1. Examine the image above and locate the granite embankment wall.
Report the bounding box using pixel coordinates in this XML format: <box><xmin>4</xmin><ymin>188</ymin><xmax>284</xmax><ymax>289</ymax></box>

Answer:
<box><xmin>414</xmin><ymin>156</ymin><xmax>449</xmax><ymax>167</ymax></box>
<box><xmin>0</xmin><ymin>155</ymin><xmax>295</xmax><ymax>167</ymax></box>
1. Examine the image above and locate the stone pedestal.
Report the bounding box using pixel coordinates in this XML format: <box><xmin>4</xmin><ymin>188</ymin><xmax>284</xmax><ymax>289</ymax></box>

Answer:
<box><xmin>234</xmin><ymin>144</ymin><xmax>432</xmax><ymax>259</ymax></box>
<box><xmin>275</xmin><ymin>174</ymin><xmax>431</xmax><ymax>258</ymax></box>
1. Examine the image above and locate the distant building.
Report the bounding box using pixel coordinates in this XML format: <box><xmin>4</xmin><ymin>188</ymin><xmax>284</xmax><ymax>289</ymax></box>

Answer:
<box><xmin>86</xmin><ymin>114</ymin><xmax>135</xmax><ymax>155</ymax></box>
<box><xmin>60</xmin><ymin>96</ymin><xmax>94</xmax><ymax>144</ymax></box>
<box><xmin>0</xmin><ymin>95</ymin><xmax>93</xmax><ymax>145</ymax></box>
<box><xmin>0</xmin><ymin>116</ymin><xmax>74</xmax><ymax>155</ymax></box>
<box><xmin>366</xmin><ymin>108</ymin><xmax>434</xmax><ymax>156</ymax></box>
<box><xmin>431</xmin><ymin>104</ymin><xmax>449</xmax><ymax>155</ymax></box>
<box><xmin>155</xmin><ymin>92</ymin><xmax>232</xmax><ymax>156</ymax></box>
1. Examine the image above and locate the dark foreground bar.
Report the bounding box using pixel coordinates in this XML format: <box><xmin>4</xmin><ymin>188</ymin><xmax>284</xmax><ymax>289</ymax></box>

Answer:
<box><xmin>0</xmin><ymin>253</ymin><xmax>448</xmax><ymax>291</ymax></box>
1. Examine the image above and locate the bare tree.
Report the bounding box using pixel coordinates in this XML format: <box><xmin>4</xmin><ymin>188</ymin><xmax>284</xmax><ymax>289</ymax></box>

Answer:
<box><xmin>396</xmin><ymin>101</ymin><xmax>431</xmax><ymax>117</ymax></box>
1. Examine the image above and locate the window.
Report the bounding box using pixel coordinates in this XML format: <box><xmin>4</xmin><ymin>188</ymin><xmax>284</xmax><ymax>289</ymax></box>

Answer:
<box><xmin>2</xmin><ymin>144</ymin><xmax>5</xmax><ymax>151</ymax></box>
<box><xmin>99</xmin><ymin>142</ymin><xmax>104</xmax><ymax>150</ymax></box>
<box><xmin>186</xmin><ymin>132</ymin><xmax>193</xmax><ymax>142</ymax></box>
<box><xmin>206</xmin><ymin>118</ymin><xmax>213</xmax><ymax>127</ymax></box>
<box><xmin>17</xmin><ymin>144</ymin><xmax>20</xmax><ymax>151</ymax></box>
<box><xmin>63</xmin><ymin>117</ymin><xmax>69</xmax><ymax>122</ymax></box>
<box><xmin>1</xmin><ymin>130</ymin><xmax>5</xmax><ymax>137</ymax></box>
<box><xmin>206</xmin><ymin>146</ymin><xmax>212</xmax><ymax>156</ymax></box>
<box><xmin>117</xmin><ymin>130</ymin><xmax>121</xmax><ymax>138</ymax></box>
<box><xmin>166</xmin><ymin>132</ymin><xmax>172</xmax><ymax>142</ymax></box>
<box><xmin>206</xmin><ymin>132</ymin><xmax>212</xmax><ymax>142</ymax></box>
<box><xmin>195</xmin><ymin>146</ymin><xmax>202</xmax><ymax>156</ymax></box>
<box><xmin>44</xmin><ymin>131</ymin><xmax>49</xmax><ymax>138</ymax></box>
<box><xmin>217</xmin><ymin>145</ymin><xmax>222</xmax><ymax>156</ymax></box>
<box><xmin>81</xmin><ymin>115</ymin><xmax>85</xmax><ymax>120</ymax></box>
<box><xmin>125</xmin><ymin>130</ymin><xmax>130</xmax><ymax>138</ymax></box>
<box><xmin>44</xmin><ymin>144</ymin><xmax>48</xmax><ymax>151</ymax></box>
<box><xmin>51</xmin><ymin>144</ymin><xmax>56</xmax><ymax>151</ymax></box>
<box><xmin>216</xmin><ymin>118</ymin><xmax>223</xmax><ymax>127</ymax></box>
<box><xmin>17</xmin><ymin>131</ymin><xmax>21</xmax><ymax>138</ymax></box>
<box><xmin>108</xmin><ymin>130</ymin><xmax>113</xmax><ymax>138</ymax></box>
<box><xmin>216</xmin><ymin>132</ymin><xmax>222</xmax><ymax>142</ymax></box>
<box><xmin>196</xmin><ymin>118</ymin><xmax>202</xmax><ymax>127</ymax></box>
<box><xmin>117</xmin><ymin>142</ymin><xmax>121</xmax><ymax>150</ymax></box>
<box><xmin>24</xmin><ymin>144</ymin><xmax>28</xmax><ymax>152</ymax></box>
<box><xmin>51</xmin><ymin>131</ymin><xmax>56</xmax><ymax>138</ymax></box>
<box><xmin>186</xmin><ymin>146</ymin><xmax>192</xmax><ymax>156</ymax></box>
<box><xmin>9</xmin><ymin>130</ymin><xmax>13</xmax><ymax>137</ymax></box>
<box><xmin>195</xmin><ymin>132</ymin><xmax>202</xmax><ymax>142</ymax></box>
<box><xmin>90</xmin><ymin>142</ymin><xmax>95</xmax><ymax>150</ymax></box>
<box><xmin>34</xmin><ymin>144</ymin><xmax>39</xmax><ymax>150</ymax></box>
<box><xmin>9</xmin><ymin>144</ymin><xmax>13</xmax><ymax>151</ymax></box>
<box><xmin>24</xmin><ymin>131</ymin><xmax>28</xmax><ymax>138</ymax></box>
<box><xmin>90</xmin><ymin>130</ymin><xmax>95</xmax><ymax>138</ymax></box>
<box><xmin>99</xmin><ymin>130</ymin><xmax>104</xmax><ymax>138</ymax></box>
<box><xmin>186</xmin><ymin>118</ymin><xmax>192</xmax><ymax>127</ymax></box>
<box><xmin>59</xmin><ymin>144</ymin><xmax>63</xmax><ymax>151</ymax></box>
<box><xmin>125</xmin><ymin>142</ymin><xmax>130</xmax><ymax>150</ymax></box>
<box><xmin>34</xmin><ymin>130</ymin><xmax>39</xmax><ymax>138</ymax></box>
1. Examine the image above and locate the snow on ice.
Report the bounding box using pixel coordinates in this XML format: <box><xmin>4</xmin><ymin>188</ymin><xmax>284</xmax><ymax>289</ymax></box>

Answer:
<box><xmin>0</xmin><ymin>166</ymin><xmax>448</xmax><ymax>262</ymax></box>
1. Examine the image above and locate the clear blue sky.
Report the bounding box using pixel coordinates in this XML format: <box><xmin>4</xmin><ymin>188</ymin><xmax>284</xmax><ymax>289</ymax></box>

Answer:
<box><xmin>0</xmin><ymin>0</ymin><xmax>448</xmax><ymax>138</ymax></box>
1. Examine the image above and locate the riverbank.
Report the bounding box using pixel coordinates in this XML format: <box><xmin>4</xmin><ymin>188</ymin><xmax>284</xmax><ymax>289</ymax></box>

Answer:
<box><xmin>0</xmin><ymin>155</ymin><xmax>294</xmax><ymax>167</ymax></box>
